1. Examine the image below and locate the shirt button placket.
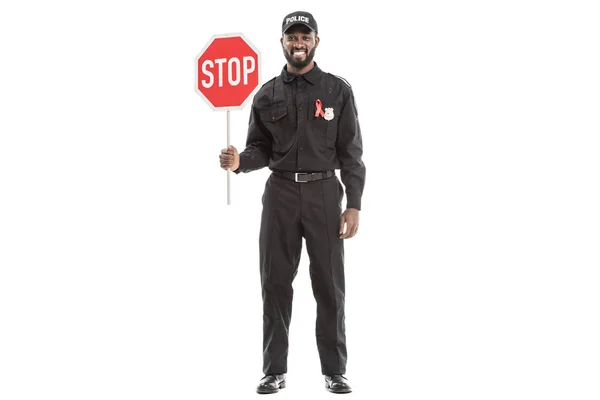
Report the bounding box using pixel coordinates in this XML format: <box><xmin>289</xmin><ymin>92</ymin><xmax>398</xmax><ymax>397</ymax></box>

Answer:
<box><xmin>297</xmin><ymin>79</ymin><xmax>306</xmax><ymax>170</ymax></box>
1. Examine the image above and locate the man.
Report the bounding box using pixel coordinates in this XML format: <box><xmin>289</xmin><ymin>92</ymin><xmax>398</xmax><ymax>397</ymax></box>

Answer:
<box><xmin>218</xmin><ymin>10</ymin><xmax>366</xmax><ymax>395</ymax></box>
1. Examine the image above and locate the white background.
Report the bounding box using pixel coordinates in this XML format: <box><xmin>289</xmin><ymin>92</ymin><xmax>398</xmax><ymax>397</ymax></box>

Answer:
<box><xmin>1</xmin><ymin>1</ymin><xmax>599</xmax><ymax>399</ymax></box>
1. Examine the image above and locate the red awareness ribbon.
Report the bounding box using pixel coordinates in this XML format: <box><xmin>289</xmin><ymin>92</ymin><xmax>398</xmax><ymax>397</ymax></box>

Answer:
<box><xmin>315</xmin><ymin>99</ymin><xmax>325</xmax><ymax>118</ymax></box>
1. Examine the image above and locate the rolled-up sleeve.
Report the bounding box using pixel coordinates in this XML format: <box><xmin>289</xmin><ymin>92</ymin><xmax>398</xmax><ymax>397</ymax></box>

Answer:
<box><xmin>336</xmin><ymin>89</ymin><xmax>366</xmax><ymax>210</ymax></box>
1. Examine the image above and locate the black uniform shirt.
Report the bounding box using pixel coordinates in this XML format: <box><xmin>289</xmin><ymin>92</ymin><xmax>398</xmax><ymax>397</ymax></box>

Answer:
<box><xmin>235</xmin><ymin>62</ymin><xmax>366</xmax><ymax>210</ymax></box>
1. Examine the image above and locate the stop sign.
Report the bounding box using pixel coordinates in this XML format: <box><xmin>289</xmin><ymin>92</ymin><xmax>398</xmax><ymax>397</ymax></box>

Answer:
<box><xmin>195</xmin><ymin>33</ymin><xmax>261</xmax><ymax>110</ymax></box>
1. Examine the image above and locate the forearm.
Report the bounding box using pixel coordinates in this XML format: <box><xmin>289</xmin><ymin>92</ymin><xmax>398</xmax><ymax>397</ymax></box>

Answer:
<box><xmin>336</xmin><ymin>92</ymin><xmax>366</xmax><ymax>210</ymax></box>
<box><xmin>339</xmin><ymin>153</ymin><xmax>365</xmax><ymax>210</ymax></box>
<box><xmin>236</xmin><ymin>144</ymin><xmax>270</xmax><ymax>173</ymax></box>
<box><xmin>234</xmin><ymin>105</ymin><xmax>273</xmax><ymax>173</ymax></box>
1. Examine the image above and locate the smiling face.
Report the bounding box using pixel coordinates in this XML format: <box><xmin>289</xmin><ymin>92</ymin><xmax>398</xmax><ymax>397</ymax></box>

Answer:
<box><xmin>281</xmin><ymin>24</ymin><xmax>319</xmax><ymax>74</ymax></box>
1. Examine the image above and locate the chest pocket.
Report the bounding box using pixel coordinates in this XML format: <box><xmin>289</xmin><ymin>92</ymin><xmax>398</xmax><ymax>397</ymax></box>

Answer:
<box><xmin>259</xmin><ymin>103</ymin><xmax>293</xmax><ymax>152</ymax></box>
<box><xmin>312</xmin><ymin>74</ymin><xmax>343</xmax><ymax>149</ymax></box>
<box><xmin>311</xmin><ymin>100</ymin><xmax>341</xmax><ymax>149</ymax></box>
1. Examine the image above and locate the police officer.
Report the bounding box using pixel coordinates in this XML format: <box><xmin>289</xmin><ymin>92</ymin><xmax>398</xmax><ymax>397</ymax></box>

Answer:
<box><xmin>219</xmin><ymin>10</ymin><xmax>366</xmax><ymax>395</ymax></box>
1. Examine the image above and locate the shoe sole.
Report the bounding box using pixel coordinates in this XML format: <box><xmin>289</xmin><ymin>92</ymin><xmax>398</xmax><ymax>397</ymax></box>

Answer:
<box><xmin>326</xmin><ymin>388</ymin><xmax>352</xmax><ymax>394</ymax></box>
<box><xmin>256</xmin><ymin>381</ymin><xmax>286</xmax><ymax>394</ymax></box>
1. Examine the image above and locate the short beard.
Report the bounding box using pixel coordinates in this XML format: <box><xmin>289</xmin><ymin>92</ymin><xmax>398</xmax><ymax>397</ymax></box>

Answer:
<box><xmin>283</xmin><ymin>46</ymin><xmax>316</xmax><ymax>70</ymax></box>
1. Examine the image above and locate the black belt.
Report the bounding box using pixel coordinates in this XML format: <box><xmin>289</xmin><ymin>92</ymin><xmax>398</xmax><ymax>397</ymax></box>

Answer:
<box><xmin>273</xmin><ymin>170</ymin><xmax>335</xmax><ymax>183</ymax></box>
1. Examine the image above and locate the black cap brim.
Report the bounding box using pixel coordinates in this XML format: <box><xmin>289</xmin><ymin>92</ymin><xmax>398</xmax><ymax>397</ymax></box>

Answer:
<box><xmin>282</xmin><ymin>22</ymin><xmax>316</xmax><ymax>34</ymax></box>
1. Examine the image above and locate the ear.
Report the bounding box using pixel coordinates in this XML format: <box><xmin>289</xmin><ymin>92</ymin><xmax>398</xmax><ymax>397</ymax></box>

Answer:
<box><xmin>280</xmin><ymin>36</ymin><xmax>284</xmax><ymax>46</ymax></box>
<box><xmin>315</xmin><ymin>35</ymin><xmax>320</xmax><ymax>47</ymax></box>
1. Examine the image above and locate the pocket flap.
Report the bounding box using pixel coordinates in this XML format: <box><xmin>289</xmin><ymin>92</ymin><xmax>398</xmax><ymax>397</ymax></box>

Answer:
<box><xmin>260</xmin><ymin>103</ymin><xmax>288</xmax><ymax>122</ymax></box>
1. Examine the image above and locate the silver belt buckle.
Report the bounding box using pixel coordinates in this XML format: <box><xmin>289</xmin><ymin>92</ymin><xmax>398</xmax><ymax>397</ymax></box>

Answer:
<box><xmin>295</xmin><ymin>172</ymin><xmax>307</xmax><ymax>182</ymax></box>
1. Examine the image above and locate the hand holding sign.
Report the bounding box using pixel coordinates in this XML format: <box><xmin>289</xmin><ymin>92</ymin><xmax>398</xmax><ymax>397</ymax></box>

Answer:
<box><xmin>219</xmin><ymin>145</ymin><xmax>239</xmax><ymax>171</ymax></box>
<box><xmin>195</xmin><ymin>33</ymin><xmax>261</xmax><ymax>205</ymax></box>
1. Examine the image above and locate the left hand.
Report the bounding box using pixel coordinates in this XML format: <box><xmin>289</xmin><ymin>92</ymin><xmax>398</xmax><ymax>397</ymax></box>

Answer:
<box><xmin>339</xmin><ymin>208</ymin><xmax>360</xmax><ymax>239</ymax></box>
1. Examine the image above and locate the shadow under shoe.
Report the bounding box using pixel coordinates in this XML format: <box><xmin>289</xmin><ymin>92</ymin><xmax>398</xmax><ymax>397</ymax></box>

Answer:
<box><xmin>256</xmin><ymin>374</ymin><xmax>286</xmax><ymax>394</ymax></box>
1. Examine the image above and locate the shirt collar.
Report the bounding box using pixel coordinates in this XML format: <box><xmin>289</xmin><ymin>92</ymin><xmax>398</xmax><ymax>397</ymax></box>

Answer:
<box><xmin>281</xmin><ymin>62</ymin><xmax>322</xmax><ymax>84</ymax></box>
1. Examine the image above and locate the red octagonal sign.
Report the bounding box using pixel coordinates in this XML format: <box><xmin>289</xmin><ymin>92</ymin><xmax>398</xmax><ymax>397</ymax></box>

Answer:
<box><xmin>196</xmin><ymin>33</ymin><xmax>261</xmax><ymax>111</ymax></box>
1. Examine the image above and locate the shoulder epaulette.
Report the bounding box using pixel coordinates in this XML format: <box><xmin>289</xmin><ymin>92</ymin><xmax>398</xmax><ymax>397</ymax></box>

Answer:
<box><xmin>331</xmin><ymin>74</ymin><xmax>352</xmax><ymax>88</ymax></box>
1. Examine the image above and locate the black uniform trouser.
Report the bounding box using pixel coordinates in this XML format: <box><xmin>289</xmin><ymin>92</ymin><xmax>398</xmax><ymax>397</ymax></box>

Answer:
<box><xmin>259</xmin><ymin>172</ymin><xmax>347</xmax><ymax>376</ymax></box>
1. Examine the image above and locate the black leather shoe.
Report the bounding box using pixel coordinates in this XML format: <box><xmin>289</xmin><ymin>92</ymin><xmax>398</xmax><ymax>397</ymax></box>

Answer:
<box><xmin>324</xmin><ymin>374</ymin><xmax>352</xmax><ymax>394</ymax></box>
<box><xmin>256</xmin><ymin>374</ymin><xmax>286</xmax><ymax>394</ymax></box>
